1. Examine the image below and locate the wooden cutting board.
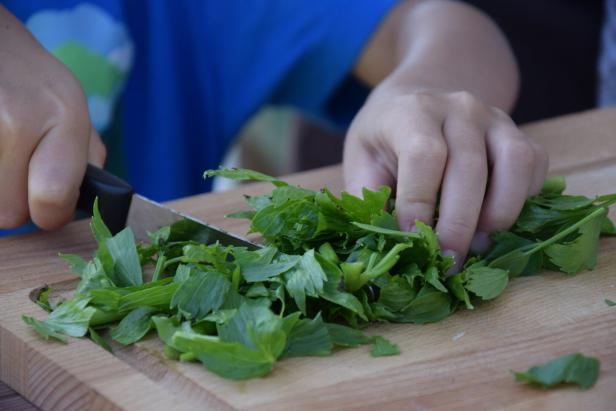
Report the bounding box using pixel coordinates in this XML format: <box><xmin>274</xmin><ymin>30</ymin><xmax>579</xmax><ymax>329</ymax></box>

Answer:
<box><xmin>1</xmin><ymin>108</ymin><xmax>616</xmax><ymax>411</ymax></box>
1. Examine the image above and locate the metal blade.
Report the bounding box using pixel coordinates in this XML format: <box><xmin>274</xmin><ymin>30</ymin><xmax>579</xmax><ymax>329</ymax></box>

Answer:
<box><xmin>126</xmin><ymin>194</ymin><xmax>258</xmax><ymax>249</ymax></box>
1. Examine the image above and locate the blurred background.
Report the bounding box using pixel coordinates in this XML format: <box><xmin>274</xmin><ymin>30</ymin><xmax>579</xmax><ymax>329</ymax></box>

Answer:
<box><xmin>218</xmin><ymin>0</ymin><xmax>604</xmax><ymax>190</ymax></box>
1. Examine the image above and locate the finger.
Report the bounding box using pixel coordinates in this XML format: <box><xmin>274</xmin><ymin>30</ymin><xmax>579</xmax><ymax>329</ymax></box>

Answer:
<box><xmin>476</xmin><ymin>125</ymin><xmax>535</xmax><ymax>239</ymax></box>
<box><xmin>395</xmin><ymin>121</ymin><xmax>448</xmax><ymax>231</ymax></box>
<box><xmin>527</xmin><ymin>138</ymin><xmax>549</xmax><ymax>195</ymax></box>
<box><xmin>88</xmin><ymin>128</ymin><xmax>107</xmax><ymax>167</ymax></box>
<box><xmin>28</xmin><ymin>122</ymin><xmax>89</xmax><ymax>230</ymax></box>
<box><xmin>343</xmin><ymin>138</ymin><xmax>395</xmax><ymax>197</ymax></box>
<box><xmin>0</xmin><ymin>134</ymin><xmax>30</xmax><ymax>228</ymax></box>
<box><xmin>435</xmin><ymin>117</ymin><xmax>488</xmax><ymax>272</ymax></box>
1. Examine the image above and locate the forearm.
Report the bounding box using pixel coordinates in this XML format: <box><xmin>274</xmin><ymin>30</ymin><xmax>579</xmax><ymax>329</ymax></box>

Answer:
<box><xmin>355</xmin><ymin>0</ymin><xmax>519</xmax><ymax>112</ymax></box>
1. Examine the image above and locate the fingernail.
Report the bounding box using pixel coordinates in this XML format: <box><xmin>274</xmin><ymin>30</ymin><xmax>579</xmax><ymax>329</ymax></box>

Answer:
<box><xmin>443</xmin><ymin>249</ymin><xmax>461</xmax><ymax>276</ymax></box>
<box><xmin>470</xmin><ymin>231</ymin><xmax>491</xmax><ymax>254</ymax></box>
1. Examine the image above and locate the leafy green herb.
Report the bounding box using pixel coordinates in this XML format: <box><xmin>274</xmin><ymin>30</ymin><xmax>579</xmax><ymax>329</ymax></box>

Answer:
<box><xmin>24</xmin><ymin>168</ymin><xmax>615</xmax><ymax>381</ymax></box>
<box><xmin>464</xmin><ymin>266</ymin><xmax>509</xmax><ymax>300</ymax></box>
<box><xmin>605</xmin><ymin>299</ymin><xmax>616</xmax><ymax>307</ymax></box>
<box><xmin>512</xmin><ymin>353</ymin><xmax>600</xmax><ymax>389</ymax></box>
<box><xmin>170</xmin><ymin>269</ymin><xmax>230</xmax><ymax>320</ymax></box>
<box><xmin>23</xmin><ymin>296</ymin><xmax>96</xmax><ymax>342</ymax></box>
<box><xmin>89</xmin><ymin>327</ymin><xmax>113</xmax><ymax>353</ymax></box>
<box><xmin>370</xmin><ymin>336</ymin><xmax>400</xmax><ymax>357</ymax></box>
<box><xmin>22</xmin><ymin>315</ymin><xmax>68</xmax><ymax>343</ymax></box>
<box><xmin>110</xmin><ymin>306</ymin><xmax>157</xmax><ymax>345</ymax></box>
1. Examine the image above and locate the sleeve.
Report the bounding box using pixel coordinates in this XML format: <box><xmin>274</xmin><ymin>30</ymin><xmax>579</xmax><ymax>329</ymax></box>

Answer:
<box><xmin>215</xmin><ymin>0</ymin><xmax>400</xmax><ymax>129</ymax></box>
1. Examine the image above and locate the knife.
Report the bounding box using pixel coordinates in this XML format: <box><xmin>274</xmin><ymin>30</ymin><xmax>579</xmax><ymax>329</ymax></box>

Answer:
<box><xmin>77</xmin><ymin>164</ymin><xmax>258</xmax><ymax>248</ymax></box>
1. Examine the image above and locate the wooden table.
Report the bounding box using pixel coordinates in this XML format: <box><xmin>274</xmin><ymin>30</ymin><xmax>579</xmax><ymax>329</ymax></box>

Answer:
<box><xmin>1</xmin><ymin>108</ymin><xmax>616</xmax><ymax>410</ymax></box>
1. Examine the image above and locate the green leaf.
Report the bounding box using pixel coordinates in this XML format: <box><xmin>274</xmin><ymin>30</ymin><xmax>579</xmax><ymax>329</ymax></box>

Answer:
<box><xmin>395</xmin><ymin>286</ymin><xmax>452</xmax><ymax>324</ymax></box>
<box><xmin>24</xmin><ymin>296</ymin><xmax>96</xmax><ymax>341</ymax></box>
<box><xmin>325</xmin><ymin>323</ymin><xmax>371</xmax><ymax>347</ymax></box>
<box><xmin>147</xmin><ymin>225</ymin><xmax>171</xmax><ymax>245</ymax></box>
<box><xmin>76</xmin><ymin>258</ymin><xmax>113</xmax><ymax>293</ymax></box>
<box><xmin>240</xmin><ymin>255</ymin><xmax>300</xmax><ymax>283</ymax></box>
<box><xmin>217</xmin><ymin>302</ymin><xmax>286</xmax><ymax>361</ymax></box>
<box><xmin>284</xmin><ymin>249</ymin><xmax>327</xmax><ymax>313</ymax></box>
<box><xmin>22</xmin><ymin>315</ymin><xmax>67</xmax><ymax>343</ymax></box>
<box><xmin>116</xmin><ymin>282</ymin><xmax>179</xmax><ymax>312</ymax></box>
<box><xmin>378</xmin><ymin>276</ymin><xmax>417</xmax><ymax>312</ymax></box>
<box><xmin>172</xmin><ymin>332</ymin><xmax>274</xmax><ymax>380</ymax></box>
<box><xmin>204</xmin><ymin>167</ymin><xmax>288</xmax><ymax>187</ymax></box>
<box><xmin>544</xmin><ymin>210</ymin><xmax>605</xmax><ymax>274</ymax></box>
<box><xmin>35</xmin><ymin>287</ymin><xmax>52</xmax><ymax>312</ymax></box>
<box><xmin>512</xmin><ymin>353</ymin><xmax>600</xmax><ymax>389</ymax></box>
<box><xmin>445</xmin><ymin>274</ymin><xmax>473</xmax><ymax>309</ymax></box>
<box><xmin>152</xmin><ymin>315</ymin><xmax>186</xmax><ymax>346</ymax></box>
<box><xmin>489</xmin><ymin>248</ymin><xmax>531</xmax><ymax>277</ymax></box>
<box><xmin>336</xmin><ymin>187</ymin><xmax>391</xmax><ymax>224</ymax></box>
<box><xmin>531</xmin><ymin>195</ymin><xmax>594</xmax><ymax>211</ymax></box>
<box><xmin>105</xmin><ymin>228</ymin><xmax>143</xmax><ymax>286</ymax></box>
<box><xmin>605</xmin><ymin>299</ymin><xmax>616</xmax><ymax>307</ymax></box>
<box><xmin>88</xmin><ymin>327</ymin><xmax>113</xmax><ymax>353</ymax></box>
<box><xmin>91</xmin><ymin>198</ymin><xmax>112</xmax><ymax>242</ymax></box>
<box><xmin>272</xmin><ymin>185</ymin><xmax>315</xmax><ymax>206</ymax></box>
<box><xmin>464</xmin><ymin>266</ymin><xmax>509</xmax><ymax>300</ymax></box>
<box><xmin>425</xmin><ymin>266</ymin><xmax>448</xmax><ymax>293</ymax></box>
<box><xmin>59</xmin><ymin>253</ymin><xmax>88</xmax><ymax>277</ymax></box>
<box><xmin>485</xmin><ymin>231</ymin><xmax>542</xmax><ymax>277</ymax></box>
<box><xmin>351</xmin><ymin>222</ymin><xmax>420</xmax><ymax>239</ymax></box>
<box><xmin>316</xmin><ymin>254</ymin><xmax>367</xmax><ymax>320</ymax></box>
<box><xmin>111</xmin><ymin>306</ymin><xmax>157</xmax><ymax>345</ymax></box>
<box><xmin>370</xmin><ymin>336</ymin><xmax>400</xmax><ymax>357</ymax></box>
<box><xmin>282</xmin><ymin>314</ymin><xmax>333</xmax><ymax>358</ymax></box>
<box><xmin>171</xmin><ymin>270</ymin><xmax>231</xmax><ymax>320</ymax></box>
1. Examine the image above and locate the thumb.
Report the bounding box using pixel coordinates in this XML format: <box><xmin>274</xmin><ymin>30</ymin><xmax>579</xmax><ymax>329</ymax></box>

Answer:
<box><xmin>343</xmin><ymin>139</ymin><xmax>394</xmax><ymax>198</ymax></box>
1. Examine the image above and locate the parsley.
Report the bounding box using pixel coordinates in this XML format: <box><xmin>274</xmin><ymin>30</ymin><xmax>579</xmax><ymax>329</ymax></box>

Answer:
<box><xmin>22</xmin><ymin>168</ymin><xmax>615</xmax><ymax>381</ymax></box>
<box><xmin>371</xmin><ymin>336</ymin><xmax>400</xmax><ymax>357</ymax></box>
<box><xmin>512</xmin><ymin>353</ymin><xmax>600</xmax><ymax>389</ymax></box>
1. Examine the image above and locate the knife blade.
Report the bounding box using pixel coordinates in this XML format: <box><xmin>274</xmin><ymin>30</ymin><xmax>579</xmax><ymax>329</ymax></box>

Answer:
<box><xmin>77</xmin><ymin>164</ymin><xmax>258</xmax><ymax>248</ymax></box>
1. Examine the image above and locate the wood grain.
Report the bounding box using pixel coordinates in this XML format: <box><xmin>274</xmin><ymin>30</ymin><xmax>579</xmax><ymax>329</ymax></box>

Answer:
<box><xmin>1</xmin><ymin>108</ymin><xmax>616</xmax><ymax>411</ymax></box>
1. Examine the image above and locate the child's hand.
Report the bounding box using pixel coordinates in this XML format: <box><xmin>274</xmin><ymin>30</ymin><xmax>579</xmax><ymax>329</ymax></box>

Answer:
<box><xmin>343</xmin><ymin>88</ymin><xmax>548</xmax><ymax>271</ymax></box>
<box><xmin>0</xmin><ymin>6</ymin><xmax>105</xmax><ymax>230</ymax></box>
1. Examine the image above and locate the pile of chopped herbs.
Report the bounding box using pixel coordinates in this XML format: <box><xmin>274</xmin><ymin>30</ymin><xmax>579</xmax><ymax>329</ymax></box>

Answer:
<box><xmin>22</xmin><ymin>169</ymin><xmax>616</xmax><ymax>380</ymax></box>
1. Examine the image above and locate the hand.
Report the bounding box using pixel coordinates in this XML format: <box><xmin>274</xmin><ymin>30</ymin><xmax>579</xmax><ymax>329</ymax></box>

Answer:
<box><xmin>343</xmin><ymin>88</ymin><xmax>548</xmax><ymax>271</ymax></box>
<box><xmin>0</xmin><ymin>6</ymin><xmax>105</xmax><ymax>230</ymax></box>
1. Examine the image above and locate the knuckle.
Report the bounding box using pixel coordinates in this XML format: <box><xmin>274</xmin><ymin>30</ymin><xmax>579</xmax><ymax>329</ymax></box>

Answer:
<box><xmin>484</xmin><ymin>212</ymin><xmax>517</xmax><ymax>231</ymax></box>
<box><xmin>402</xmin><ymin>138</ymin><xmax>447</xmax><ymax>163</ymax></box>
<box><xmin>462</xmin><ymin>152</ymin><xmax>487</xmax><ymax>172</ymax></box>
<box><xmin>409</xmin><ymin>91</ymin><xmax>439</xmax><ymax>108</ymax></box>
<box><xmin>450</xmin><ymin>91</ymin><xmax>484</xmax><ymax>113</ymax></box>
<box><xmin>398</xmin><ymin>196</ymin><xmax>436</xmax><ymax>211</ymax></box>
<box><xmin>438</xmin><ymin>217</ymin><xmax>476</xmax><ymax>240</ymax></box>
<box><xmin>503</xmin><ymin>138</ymin><xmax>534</xmax><ymax>166</ymax></box>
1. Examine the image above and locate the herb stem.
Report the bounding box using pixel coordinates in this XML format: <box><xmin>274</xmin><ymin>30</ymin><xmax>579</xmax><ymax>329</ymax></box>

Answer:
<box><xmin>527</xmin><ymin>207</ymin><xmax>607</xmax><ymax>255</ymax></box>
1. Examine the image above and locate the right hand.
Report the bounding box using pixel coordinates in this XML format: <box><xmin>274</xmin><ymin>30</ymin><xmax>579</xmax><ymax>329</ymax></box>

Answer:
<box><xmin>0</xmin><ymin>6</ymin><xmax>105</xmax><ymax>230</ymax></box>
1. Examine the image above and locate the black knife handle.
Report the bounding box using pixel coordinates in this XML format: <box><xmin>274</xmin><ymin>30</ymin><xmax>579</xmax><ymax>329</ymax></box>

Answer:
<box><xmin>77</xmin><ymin>164</ymin><xmax>134</xmax><ymax>235</ymax></box>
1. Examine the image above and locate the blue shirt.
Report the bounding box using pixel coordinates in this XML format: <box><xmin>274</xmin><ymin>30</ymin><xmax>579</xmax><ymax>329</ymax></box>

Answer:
<box><xmin>599</xmin><ymin>0</ymin><xmax>616</xmax><ymax>106</ymax></box>
<box><xmin>2</xmin><ymin>0</ymin><xmax>398</xmax><ymax>235</ymax></box>
<box><xmin>5</xmin><ymin>0</ymin><xmax>397</xmax><ymax>199</ymax></box>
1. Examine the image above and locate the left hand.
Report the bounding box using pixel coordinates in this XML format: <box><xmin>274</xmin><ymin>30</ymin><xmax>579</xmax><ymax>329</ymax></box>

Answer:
<box><xmin>343</xmin><ymin>87</ymin><xmax>548</xmax><ymax>271</ymax></box>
